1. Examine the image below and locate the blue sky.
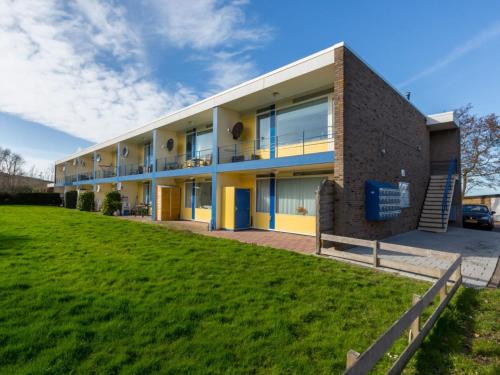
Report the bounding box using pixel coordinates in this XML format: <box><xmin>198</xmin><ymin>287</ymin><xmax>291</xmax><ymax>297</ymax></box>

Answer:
<box><xmin>0</xmin><ymin>0</ymin><xmax>499</xmax><ymax>193</ymax></box>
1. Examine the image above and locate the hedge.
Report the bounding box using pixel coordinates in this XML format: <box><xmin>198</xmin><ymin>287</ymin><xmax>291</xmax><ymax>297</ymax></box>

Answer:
<box><xmin>64</xmin><ymin>191</ymin><xmax>78</xmax><ymax>209</ymax></box>
<box><xmin>0</xmin><ymin>192</ymin><xmax>62</xmax><ymax>206</ymax></box>
<box><xmin>77</xmin><ymin>191</ymin><xmax>95</xmax><ymax>212</ymax></box>
<box><xmin>102</xmin><ymin>191</ymin><xmax>122</xmax><ymax>215</ymax></box>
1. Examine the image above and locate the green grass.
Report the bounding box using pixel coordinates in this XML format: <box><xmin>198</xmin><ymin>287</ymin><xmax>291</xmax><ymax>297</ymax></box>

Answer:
<box><xmin>405</xmin><ymin>287</ymin><xmax>499</xmax><ymax>374</ymax></box>
<box><xmin>0</xmin><ymin>206</ymin><xmax>450</xmax><ymax>374</ymax></box>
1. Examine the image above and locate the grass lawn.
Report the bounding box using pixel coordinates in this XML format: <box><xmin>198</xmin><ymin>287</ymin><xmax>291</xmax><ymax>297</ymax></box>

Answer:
<box><xmin>0</xmin><ymin>206</ymin><xmax>493</xmax><ymax>374</ymax></box>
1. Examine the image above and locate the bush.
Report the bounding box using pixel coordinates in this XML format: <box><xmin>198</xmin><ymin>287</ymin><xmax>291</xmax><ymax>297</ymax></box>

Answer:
<box><xmin>102</xmin><ymin>191</ymin><xmax>122</xmax><ymax>216</ymax></box>
<box><xmin>0</xmin><ymin>192</ymin><xmax>62</xmax><ymax>206</ymax></box>
<box><xmin>77</xmin><ymin>191</ymin><xmax>95</xmax><ymax>212</ymax></box>
<box><xmin>64</xmin><ymin>191</ymin><xmax>78</xmax><ymax>209</ymax></box>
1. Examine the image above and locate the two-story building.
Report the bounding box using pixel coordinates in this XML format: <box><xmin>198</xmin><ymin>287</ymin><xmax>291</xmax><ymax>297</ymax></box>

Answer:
<box><xmin>54</xmin><ymin>42</ymin><xmax>461</xmax><ymax>239</ymax></box>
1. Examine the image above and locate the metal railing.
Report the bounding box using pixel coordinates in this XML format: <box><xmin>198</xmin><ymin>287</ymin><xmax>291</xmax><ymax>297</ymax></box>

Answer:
<box><xmin>156</xmin><ymin>150</ymin><xmax>213</xmax><ymax>171</ymax></box>
<box><xmin>95</xmin><ymin>166</ymin><xmax>117</xmax><ymax>179</ymax></box>
<box><xmin>218</xmin><ymin>129</ymin><xmax>334</xmax><ymax>164</ymax></box>
<box><xmin>120</xmin><ymin>163</ymin><xmax>153</xmax><ymax>176</ymax></box>
<box><xmin>77</xmin><ymin>171</ymin><xmax>93</xmax><ymax>181</ymax></box>
<box><xmin>441</xmin><ymin>158</ymin><xmax>457</xmax><ymax>228</ymax></box>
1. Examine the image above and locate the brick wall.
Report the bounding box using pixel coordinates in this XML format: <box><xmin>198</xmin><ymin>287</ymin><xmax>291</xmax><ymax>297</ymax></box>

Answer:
<box><xmin>333</xmin><ymin>46</ymin><xmax>430</xmax><ymax>239</ymax></box>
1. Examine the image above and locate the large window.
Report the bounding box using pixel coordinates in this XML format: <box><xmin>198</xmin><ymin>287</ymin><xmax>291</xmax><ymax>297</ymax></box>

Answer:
<box><xmin>276</xmin><ymin>98</ymin><xmax>329</xmax><ymax>145</ymax></box>
<box><xmin>143</xmin><ymin>182</ymin><xmax>151</xmax><ymax>205</ymax></box>
<box><xmin>256</xmin><ymin>179</ymin><xmax>270</xmax><ymax>212</ymax></box>
<box><xmin>276</xmin><ymin>177</ymin><xmax>323</xmax><ymax>216</ymax></box>
<box><xmin>195</xmin><ymin>181</ymin><xmax>212</xmax><ymax>209</ymax></box>
<box><xmin>186</xmin><ymin>128</ymin><xmax>213</xmax><ymax>159</ymax></box>
<box><xmin>256</xmin><ymin>113</ymin><xmax>271</xmax><ymax>149</ymax></box>
<box><xmin>185</xmin><ymin>182</ymin><xmax>193</xmax><ymax>208</ymax></box>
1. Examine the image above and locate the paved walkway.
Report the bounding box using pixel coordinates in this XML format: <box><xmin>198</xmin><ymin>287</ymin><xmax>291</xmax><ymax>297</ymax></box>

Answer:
<box><xmin>118</xmin><ymin>216</ymin><xmax>499</xmax><ymax>287</ymax></box>
<box><xmin>333</xmin><ymin>227</ymin><xmax>500</xmax><ymax>288</ymax></box>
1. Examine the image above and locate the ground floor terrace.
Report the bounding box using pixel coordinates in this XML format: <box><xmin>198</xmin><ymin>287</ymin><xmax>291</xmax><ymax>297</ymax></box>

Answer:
<box><xmin>59</xmin><ymin>163</ymin><xmax>334</xmax><ymax>237</ymax></box>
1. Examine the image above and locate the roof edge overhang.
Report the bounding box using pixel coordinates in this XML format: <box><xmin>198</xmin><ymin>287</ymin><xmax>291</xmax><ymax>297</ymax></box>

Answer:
<box><xmin>56</xmin><ymin>42</ymin><xmax>345</xmax><ymax>164</ymax></box>
<box><xmin>426</xmin><ymin>111</ymin><xmax>459</xmax><ymax>132</ymax></box>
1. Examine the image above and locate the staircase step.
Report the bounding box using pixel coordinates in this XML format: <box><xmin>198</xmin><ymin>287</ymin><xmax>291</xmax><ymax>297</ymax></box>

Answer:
<box><xmin>417</xmin><ymin>221</ymin><xmax>446</xmax><ymax>228</ymax></box>
<box><xmin>418</xmin><ymin>226</ymin><xmax>447</xmax><ymax>233</ymax></box>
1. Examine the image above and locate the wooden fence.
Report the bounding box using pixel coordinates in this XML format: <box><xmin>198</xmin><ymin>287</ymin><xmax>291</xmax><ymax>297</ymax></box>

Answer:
<box><xmin>318</xmin><ymin>234</ymin><xmax>462</xmax><ymax>374</ymax></box>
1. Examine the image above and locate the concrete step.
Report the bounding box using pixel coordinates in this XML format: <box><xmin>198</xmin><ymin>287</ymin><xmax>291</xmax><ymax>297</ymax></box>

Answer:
<box><xmin>418</xmin><ymin>226</ymin><xmax>447</xmax><ymax>233</ymax></box>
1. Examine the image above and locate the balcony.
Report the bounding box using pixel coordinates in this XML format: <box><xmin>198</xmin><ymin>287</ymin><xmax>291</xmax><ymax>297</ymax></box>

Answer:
<box><xmin>77</xmin><ymin>171</ymin><xmax>93</xmax><ymax>181</ymax></box>
<box><xmin>95</xmin><ymin>166</ymin><xmax>117</xmax><ymax>179</ymax></box>
<box><xmin>156</xmin><ymin>150</ymin><xmax>213</xmax><ymax>172</ymax></box>
<box><xmin>120</xmin><ymin>163</ymin><xmax>153</xmax><ymax>176</ymax></box>
<box><xmin>218</xmin><ymin>130</ymin><xmax>333</xmax><ymax>164</ymax></box>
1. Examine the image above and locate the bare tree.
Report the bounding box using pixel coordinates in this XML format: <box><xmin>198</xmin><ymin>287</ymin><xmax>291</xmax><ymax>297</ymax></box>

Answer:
<box><xmin>457</xmin><ymin>104</ymin><xmax>500</xmax><ymax>196</ymax></box>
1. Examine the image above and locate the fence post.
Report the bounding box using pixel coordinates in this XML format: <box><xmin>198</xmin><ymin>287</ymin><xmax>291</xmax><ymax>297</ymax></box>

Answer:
<box><xmin>346</xmin><ymin>349</ymin><xmax>360</xmax><ymax>369</ymax></box>
<box><xmin>372</xmin><ymin>240</ymin><xmax>379</xmax><ymax>267</ymax></box>
<box><xmin>409</xmin><ymin>294</ymin><xmax>421</xmax><ymax>343</ymax></box>
<box><xmin>440</xmin><ymin>269</ymin><xmax>447</xmax><ymax>302</ymax></box>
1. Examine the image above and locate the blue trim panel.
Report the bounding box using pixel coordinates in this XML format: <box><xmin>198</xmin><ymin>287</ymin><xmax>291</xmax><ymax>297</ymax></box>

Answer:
<box><xmin>216</xmin><ymin>151</ymin><xmax>335</xmax><ymax>173</ymax></box>
<box><xmin>269</xmin><ymin>177</ymin><xmax>275</xmax><ymax>229</ymax></box>
<box><xmin>269</xmin><ymin>105</ymin><xmax>276</xmax><ymax>159</ymax></box>
<box><xmin>191</xmin><ymin>181</ymin><xmax>196</xmax><ymax>220</ymax></box>
<box><xmin>211</xmin><ymin>172</ymin><xmax>217</xmax><ymax>230</ymax></box>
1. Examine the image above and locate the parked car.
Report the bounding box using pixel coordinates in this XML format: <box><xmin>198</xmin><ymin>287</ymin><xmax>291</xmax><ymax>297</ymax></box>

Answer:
<box><xmin>462</xmin><ymin>204</ymin><xmax>495</xmax><ymax>230</ymax></box>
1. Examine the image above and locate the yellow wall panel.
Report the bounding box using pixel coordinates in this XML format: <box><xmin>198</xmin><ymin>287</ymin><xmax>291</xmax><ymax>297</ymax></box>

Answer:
<box><xmin>275</xmin><ymin>213</ymin><xmax>316</xmax><ymax>236</ymax></box>
<box><xmin>221</xmin><ymin>186</ymin><xmax>235</xmax><ymax>230</ymax></box>
<box><xmin>254</xmin><ymin>212</ymin><xmax>269</xmax><ymax>230</ymax></box>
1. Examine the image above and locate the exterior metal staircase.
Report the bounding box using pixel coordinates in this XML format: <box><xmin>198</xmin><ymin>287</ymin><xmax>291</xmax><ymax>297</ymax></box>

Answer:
<box><xmin>418</xmin><ymin>159</ymin><xmax>458</xmax><ymax>233</ymax></box>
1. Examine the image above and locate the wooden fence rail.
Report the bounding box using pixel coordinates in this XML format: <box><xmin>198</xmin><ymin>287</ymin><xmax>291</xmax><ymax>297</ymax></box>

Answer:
<box><xmin>317</xmin><ymin>234</ymin><xmax>462</xmax><ymax>374</ymax></box>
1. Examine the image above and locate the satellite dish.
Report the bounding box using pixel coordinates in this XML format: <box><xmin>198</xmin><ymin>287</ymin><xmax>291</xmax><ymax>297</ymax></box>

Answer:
<box><xmin>96</xmin><ymin>154</ymin><xmax>102</xmax><ymax>162</ymax></box>
<box><xmin>121</xmin><ymin>146</ymin><xmax>129</xmax><ymax>158</ymax></box>
<box><xmin>230</xmin><ymin>122</ymin><xmax>244</xmax><ymax>140</ymax></box>
<box><xmin>73</xmin><ymin>159</ymin><xmax>78</xmax><ymax>166</ymax></box>
<box><xmin>95</xmin><ymin>185</ymin><xmax>101</xmax><ymax>193</ymax></box>
<box><xmin>80</xmin><ymin>160</ymin><xmax>86</xmax><ymax>167</ymax></box>
<box><xmin>62</xmin><ymin>165</ymin><xmax>66</xmax><ymax>172</ymax></box>
<box><xmin>166</xmin><ymin>138</ymin><xmax>174</xmax><ymax>152</ymax></box>
<box><xmin>116</xmin><ymin>182</ymin><xmax>122</xmax><ymax>191</ymax></box>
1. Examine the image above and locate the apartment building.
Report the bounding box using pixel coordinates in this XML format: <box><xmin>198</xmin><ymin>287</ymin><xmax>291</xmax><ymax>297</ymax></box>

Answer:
<box><xmin>54</xmin><ymin>42</ymin><xmax>461</xmax><ymax>238</ymax></box>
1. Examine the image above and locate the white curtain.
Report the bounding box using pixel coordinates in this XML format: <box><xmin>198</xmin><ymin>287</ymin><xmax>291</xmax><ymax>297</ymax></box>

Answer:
<box><xmin>256</xmin><ymin>179</ymin><xmax>270</xmax><ymax>212</ymax></box>
<box><xmin>276</xmin><ymin>177</ymin><xmax>322</xmax><ymax>216</ymax></box>
<box><xmin>185</xmin><ymin>182</ymin><xmax>193</xmax><ymax>208</ymax></box>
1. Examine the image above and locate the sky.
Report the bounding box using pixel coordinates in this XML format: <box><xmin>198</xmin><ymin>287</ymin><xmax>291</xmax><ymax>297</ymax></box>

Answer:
<box><xmin>0</xmin><ymin>0</ymin><xmax>499</xmax><ymax>194</ymax></box>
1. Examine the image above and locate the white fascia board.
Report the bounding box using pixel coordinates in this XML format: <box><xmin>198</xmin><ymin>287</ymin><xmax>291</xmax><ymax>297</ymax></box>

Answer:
<box><xmin>56</xmin><ymin>42</ymin><xmax>344</xmax><ymax>165</ymax></box>
<box><xmin>426</xmin><ymin>111</ymin><xmax>457</xmax><ymax>125</ymax></box>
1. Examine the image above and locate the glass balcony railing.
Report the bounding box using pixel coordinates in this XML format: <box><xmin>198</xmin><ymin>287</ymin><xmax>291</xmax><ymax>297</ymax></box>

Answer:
<box><xmin>77</xmin><ymin>171</ymin><xmax>93</xmax><ymax>181</ymax></box>
<box><xmin>120</xmin><ymin>163</ymin><xmax>153</xmax><ymax>176</ymax></box>
<box><xmin>95</xmin><ymin>166</ymin><xmax>117</xmax><ymax>179</ymax></box>
<box><xmin>156</xmin><ymin>149</ymin><xmax>213</xmax><ymax>171</ymax></box>
<box><xmin>218</xmin><ymin>130</ymin><xmax>334</xmax><ymax>164</ymax></box>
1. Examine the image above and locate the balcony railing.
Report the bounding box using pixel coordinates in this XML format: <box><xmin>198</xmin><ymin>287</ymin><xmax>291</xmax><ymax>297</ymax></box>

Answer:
<box><xmin>120</xmin><ymin>163</ymin><xmax>153</xmax><ymax>176</ymax></box>
<box><xmin>77</xmin><ymin>171</ymin><xmax>93</xmax><ymax>181</ymax></box>
<box><xmin>95</xmin><ymin>166</ymin><xmax>117</xmax><ymax>179</ymax></box>
<box><xmin>218</xmin><ymin>130</ymin><xmax>333</xmax><ymax>164</ymax></box>
<box><xmin>156</xmin><ymin>150</ymin><xmax>213</xmax><ymax>172</ymax></box>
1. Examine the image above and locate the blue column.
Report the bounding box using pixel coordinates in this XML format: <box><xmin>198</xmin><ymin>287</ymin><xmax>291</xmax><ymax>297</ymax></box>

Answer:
<box><xmin>116</xmin><ymin>142</ymin><xmax>121</xmax><ymax>177</ymax></box>
<box><xmin>191</xmin><ymin>181</ymin><xmax>196</xmax><ymax>220</ymax></box>
<box><xmin>269</xmin><ymin>176</ymin><xmax>275</xmax><ymax>229</ymax></box>
<box><xmin>269</xmin><ymin>105</ymin><xmax>276</xmax><ymax>159</ymax></box>
<box><xmin>211</xmin><ymin>107</ymin><xmax>219</xmax><ymax>230</ymax></box>
<box><xmin>151</xmin><ymin>129</ymin><xmax>157</xmax><ymax>221</ymax></box>
<box><xmin>93</xmin><ymin>151</ymin><xmax>97</xmax><ymax>180</ymax></box>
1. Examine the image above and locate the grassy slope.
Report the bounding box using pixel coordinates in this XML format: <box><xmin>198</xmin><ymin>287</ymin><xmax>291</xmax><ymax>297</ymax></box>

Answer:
<box><xmin>0</xmin><ymin>206</ymin><xmax>430</xmax><ymax>374</ymax></box>
<box><xmin>405</xmin><ymin>287</ymin><xmax>499</xmax><ymax>375</ymax></box>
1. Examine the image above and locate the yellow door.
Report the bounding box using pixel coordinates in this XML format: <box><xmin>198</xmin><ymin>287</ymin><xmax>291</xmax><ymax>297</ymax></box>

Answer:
<box><xmin>158</xmin><ymin>186</ymin><xmax>181</xmax><ymax>221</ymax></box>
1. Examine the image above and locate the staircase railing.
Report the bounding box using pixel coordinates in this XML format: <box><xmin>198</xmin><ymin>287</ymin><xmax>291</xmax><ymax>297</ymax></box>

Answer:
<box><xmin>441</xmin><ymin>159</ymin><xmax>457</xmax><ymax>228</ymax></box>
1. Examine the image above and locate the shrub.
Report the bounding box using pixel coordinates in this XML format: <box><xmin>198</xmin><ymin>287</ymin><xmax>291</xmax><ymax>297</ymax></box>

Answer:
<box><xmin>102</xmin><ymin>191</ymin><xmax>122</xmax><ymax>215</ymax></box>
<box><xmin>77</xmin><ymin>191</ymin><xmax>95</xmax><ymax>212</ymax></box>
<box><xmin>0</xmin><ymin>192</ymin><xmax>62</xmax><ymax>206</ymax></box>
<box><xmin>64</xmin><ymin>191</ymin><xmax>78</xmax><ymax>209</ymax></box>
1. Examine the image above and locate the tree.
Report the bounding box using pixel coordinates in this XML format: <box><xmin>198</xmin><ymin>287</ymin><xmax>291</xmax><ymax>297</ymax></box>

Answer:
<box><xmin>457</xmin><ymin>105</ymin><xmax>500</xmax><ymax>196</ymax></box>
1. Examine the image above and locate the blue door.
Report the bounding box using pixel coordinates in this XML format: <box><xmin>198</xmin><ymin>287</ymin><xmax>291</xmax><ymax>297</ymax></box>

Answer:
<box><xmin>235</xmin><ymin>188</ymin><xmax>251</xmax><ymax>230</ymax></box>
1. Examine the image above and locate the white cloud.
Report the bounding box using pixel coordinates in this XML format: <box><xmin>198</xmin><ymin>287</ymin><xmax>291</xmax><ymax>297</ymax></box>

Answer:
<box><xmin>150</xmin><ymin>0</ymin><xmax>271</xmax><ymax>50</ymax></box>
<box><xmin>399</xmin><ymin>22</ymin><xmax>500</xmax><ymax>87</ymax></box>
<box><xmin>0</xmin><ymin>0</ymin><xmax>198</xmax><ymax>143</ymax></box>
<box><xmin>207</xmin><ymin>53</ymin><xmax>257</xmax><ymax>91</ymax></box>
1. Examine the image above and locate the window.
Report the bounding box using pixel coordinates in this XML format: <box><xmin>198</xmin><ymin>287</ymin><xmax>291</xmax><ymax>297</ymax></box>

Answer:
<box><xmin>185</xmin><ymin>182</ymin><xmax>193</xmax><ymax>208</ymax></box>
<box><xmin>196</xmin><ymin>129</ymin><xmax>212</xmax><ymax>158</ymax></box>
<box><xmin>186</xmin><ymin>132</ymin><xmax>195</xmax><ymax>159</ymax></box>
<box><xmin>276</xmin><ymin>98</ymin><xmax>328</xmax><ymax>145</ymax></box>
<box><xmin>256</xmin><ymin>113</ymin><xmax>271</xmax><ymax>149</ymax></box>
<box><xmin>195</xmin><ymin>182</ymin><xmax>212</xmax><ymax>209</ymax></box>
<box><xmin>143</xmin><ymin>143</ymin><xmax>151</xmax><ymax>168</ymax></box>
<box><xmin>256</xmin><ymin>179</ymin><xmax>270</xmax><ymax>212</ymax></box>
<box><xmin>276</xmin><ymin>177</ymin><xmax>323</xmax><ymax>216</ymax></box>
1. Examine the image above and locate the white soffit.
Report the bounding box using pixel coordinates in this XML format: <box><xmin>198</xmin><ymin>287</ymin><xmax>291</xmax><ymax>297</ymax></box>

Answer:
<box><xmin>426</xmin><ymin>111</ymin><xmax>459</xmax><ymax>131</ymax></box>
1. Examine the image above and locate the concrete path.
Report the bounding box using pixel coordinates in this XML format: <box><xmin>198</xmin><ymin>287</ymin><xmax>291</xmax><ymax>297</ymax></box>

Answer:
<box><xmin>344</xmin><ymin>227</ymin><xmax>500</xmax><ymax>287</ymax></box>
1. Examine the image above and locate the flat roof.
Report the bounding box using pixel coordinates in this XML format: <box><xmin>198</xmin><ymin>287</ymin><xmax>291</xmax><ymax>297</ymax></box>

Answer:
<box><xmin>426</xmin><ymin>111</ymin><xmax>459</xmax><ymax>131</ymax></box>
